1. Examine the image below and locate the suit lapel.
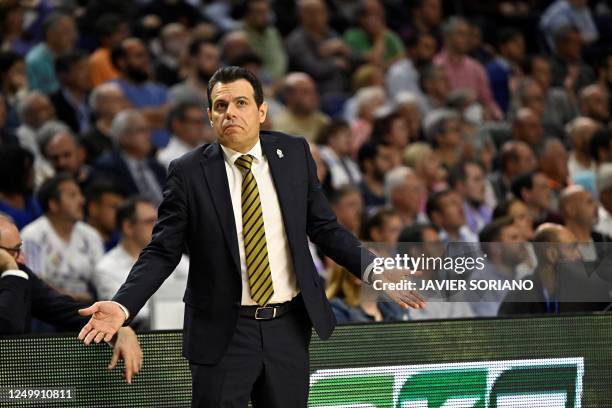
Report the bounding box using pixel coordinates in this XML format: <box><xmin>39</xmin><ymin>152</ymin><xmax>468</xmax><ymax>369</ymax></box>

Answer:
<box><xmin>200</xmin><ymin>143</ymin><xmax>241</xmax><ymax>274</ymax></box>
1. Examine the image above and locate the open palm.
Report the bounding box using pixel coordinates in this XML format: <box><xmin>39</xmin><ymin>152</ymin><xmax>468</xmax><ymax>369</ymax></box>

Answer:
<box><xmin>78</xmin><ymin>301</ymin><xmax>127</xmax><ymax>345</ymax></box>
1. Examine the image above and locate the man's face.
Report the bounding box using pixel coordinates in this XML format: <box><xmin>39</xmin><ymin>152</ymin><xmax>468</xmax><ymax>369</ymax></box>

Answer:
<box><xmin>333</xmin><ymin>191</ymin><xmax>363</xmax><ymax>233</ymax></box>
<box><xmin>195</xmin><ymin>44</ymin><xmax>220</xmax><ymax>82</ymax></box>
<box><xmin>372</xmin><ymin>145</ymin><xmax>395</xmax><ymax>180</ymax></box>
<box><xmin>373</xmin><ymin>215</ymin><xmax>403</xmax><ymax>244</ymax></box>
<box><xmin>174</xmin><ymin>107</ymin><xmax>207</xmax><ymax>147</ymax></box>
<box><xmin>584</xmin><ymin>89</ymin><xmax>609</xmax><ymax>121</ymax></box>
<box><xmin>48</xmin><ymin>16</ymin><xmax>77</xmax><ymax>53</ymax></box>
<box><xmin>439</xmin><ymin>191</ymin><xmax>465</xmax><ymax>229</ymax></box>
<box><xmin>574</xmin><ymin>190</ymin><xmax>599</xmax><ymax>228</ymax></box>
<box><xmin>0</xmin><ymin>221</ymin><xmax>25</xmax><ymax>264</ymax></box>
<box><xmin>516</xmin><ymin>111</ymin><xmax>543</xmax><ymax>146</ymax></box>
<box><xmin>46</xmin><ymin>133</ymin><xmax>84</xmax><ymax>176</ymax></box>
<box><xmin>555</xmin><ymin>228</ymin><xmax>582</xmax><ymax>262</ymax></box>
<box><xmin>26</xmin><ymin>95</ymin><xmax>55</xmax><ymax>129</ymax></box>
<box><xmin>514</xmin><ymin>143</ymin><xmax>537</xmax><ymax>174</ymax></box>
<box><xmin>88</xmin><ymin>192</ymin><xmax>123</xmax><ymax>234</ymax></box>
<box><xmin>531</xmin><ymin>57</ymin><xmax>552</xmax><ymax>90</ymax></box>
<box><xmin>558</xmin><ymin>31</ymin><xmax>582</xmax><ymax>62</ymax></box>
<box><xmin>499</xmin><ymin>224</ymin><xmax>528</xmax><ymax>266</ymax></box>
<box><xmin>64</xmin><ymin>58</ymin><xmax>92</xmax><ymax>92</ymax></box>
<box><xmin>440</xmin><ymin>118</ymin><xmax>462</xmax><ymax>147</ymax></box>
<box><xmin>208</xmin><ymin>79</ymin><xmax>267</xmax><ymax>152</ymax></box>
<box><xmin>419</xmin><ymin>0</ymin><xmax>442</xmax><ymax>27</ymax></box>
<box><xmin>53</xmin><ymin>180</ymin><xmax>84</xmax><ymax>223</ymax></box>
<box><xmin>394</xmin><ymin>174</ymin><xmax>426</xmax><ymax>215</ymax></box>
<box><xmin>287</xmin><ymin>78</ymin><xmax>318</xmax><ymax>115</ymax></box>
<box><xmin>509</xmin><ymin>200</ymin><xmax>534</xmax><ymax>241</ymax></box>
<box><xmin>414</xmin><ymin>34</ymin><xmax>437</xmax><ymax>63</ymax></box>
<box><xmin>530</xmin><ymin>173</ymin><xmax>552</xmax><ymax>211</ymax></box>
<box><xmin>95</xmin><ymin>88</ymin><xmax>131</xmax><ymax>119</ymax></box>
<box><xmin>448</xmin><ymin>22</ymin><xmax>471</xmax><ymax>55</ymax></box>
<box><xmin>122</xmin><ymin>40</ymin><xmax>150</xmax><ymax>82</ymax></box>
<box><xmin>131</xmin><ymin>202</ymin><xmax>158</xmax><ymax>248</ymax></box>
<box><xmin>503</xmin><ymin>36</ymin><xmax>525</xmax><ymax>63</ymax></box>
<box><xmin>120</xmin><ymin>114</ymin><xmax>152</xmax><ymax>158</ymax></box>
<box><xmin>301</xmin><ymin>0</ymin><xmax>328</xmax><ymax>32</ymax></box>
<box><xmin>464</xmin><ymin>163</ymin><xmax>486</xmax><ymax>204</ymax></box>
<box><xmin>246</xmin><ymin>0</ymin><xmax>269</xmax><ymax>30</ymax></box>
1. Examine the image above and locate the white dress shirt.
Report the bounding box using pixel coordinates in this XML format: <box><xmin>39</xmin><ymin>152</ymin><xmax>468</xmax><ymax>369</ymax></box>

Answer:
<box><xmin>221</xmin><ymin>140</ymin><xmax>298</xmax><ymax>305</ymax></box>
<box><xmin>158</xmin><ymin>136</ymin><xmax>193</xmax><ymax>169</ymax></box>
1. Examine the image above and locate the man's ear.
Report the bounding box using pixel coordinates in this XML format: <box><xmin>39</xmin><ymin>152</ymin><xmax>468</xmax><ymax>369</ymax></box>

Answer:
<box><xmin>207</xmin><ymin>108</ymin><xmax>212</xmax><ymax>124</ymax></box>
<box><xmin>259</xmin><ymin>101</ymin><xmax>268</xmax><ymax>124</ymax></box>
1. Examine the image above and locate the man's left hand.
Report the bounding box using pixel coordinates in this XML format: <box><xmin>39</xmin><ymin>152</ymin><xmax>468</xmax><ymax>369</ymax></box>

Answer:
<box><xmin>107</xmin><ymin>327</ymin><xmax>143</xmax><ymax>384</ymax></box>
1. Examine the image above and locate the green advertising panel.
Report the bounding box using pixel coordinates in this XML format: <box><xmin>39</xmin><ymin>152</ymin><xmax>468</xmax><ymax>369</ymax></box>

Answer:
<box><xmin>1</xmin><ymin>314</ymin><xmax>611</xmax><ymax>407</ymax></box>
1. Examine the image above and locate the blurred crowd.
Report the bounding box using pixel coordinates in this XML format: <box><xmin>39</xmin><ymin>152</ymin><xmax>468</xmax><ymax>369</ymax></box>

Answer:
<box><xmin>1</xmin><ymin>0</ymin><xmax>612</xmax><ymax>330</ymax></box>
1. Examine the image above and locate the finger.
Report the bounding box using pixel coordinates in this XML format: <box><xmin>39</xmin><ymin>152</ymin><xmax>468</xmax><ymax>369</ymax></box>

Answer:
<box><xmin>104</xmin><ymin>331</ymin><xmax>115</xmax><ymax>343</ymax></box>
<box><xmin>78</xmin><ymin>323</ymin><xmax>92</xmax><ymax>341</ymax></box>
<box><xmin>125</xmin><ymin>363</ymin><xmax>133</xmax><ymax>384</ymax></box>
<box><xmin>108</xmin><ymin>349</ymin><xmax>120</xmax><ymax>370</ymax></box>
<box><xmin>84</xmin><ymin>329</ymin><xmax>99</xmax><ymax>345</ymax></box>
<box><xmin>402</xmin><ymin>292</ymin><xmax>425</xmax><ymax>308</ymax></box>
<box><xmin>78</xmin><ymin>304</ymin><xmax>98</xmax><ymax>316</ymax></box>
<box><xmin>94</xmin><ymin>331</ymin><xmax>106</xmax><ymax>344</ymax></box>
<box><xmin>409</xmin><ymin>290</ymin><xmax>426</xmax><ymax>304</ymax></box>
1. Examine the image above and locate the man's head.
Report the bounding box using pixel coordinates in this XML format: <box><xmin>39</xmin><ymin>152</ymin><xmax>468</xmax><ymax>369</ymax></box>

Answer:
<box><xmin>38</xmin><ymin>173</ymin><xmax>84</xmax><ymax>223</ymax></box>
<box><xmin>442</xmin><ymin>16</ymin><xmax>470</xmax><ymax>55</ymax></box>
<box><xmin>356</xmin><ymin>0</ymin><xmax>386</xmax><ymax>36</ymax></box>
<box><xmin>55</xmin><ymin>50</ymin><xmax>92</xmax><ymax>93</ymax></box>
<box><xmin>426</xmin><ymin>189</ymin><xmax>465</xmax><ymax>232</ymax></box>
<box><xmin>17</xmin><ymin>91</ymin><xmax>55</xmax><ymax>129</ymax></box>
<box><xmin>0</xmin><ymin>214</ymin><xmax>25</xmax><ymax>264</ymax></box>
<box><xmin>516</xmin><ymin>78</ymin><xmax>546</xmax><ymax>117</ymax></box>
<box><xmin>297</xmin><ymin>0</ymin><xmax>328</xmax><ymax>33</ymax></box>
<box><xmin>220</xmin><ymin>31</ymin><xmax>251</xmax><ymax>64</ymax></box>
<box><xmin>597</xmin><ymin>53</ymin><xmax>612</xmax><ymax>86</ymax></box>
<box><xmin>512</xmin><ymin>107</ymin><xmax>544</xmax><ymax>147</ymax></box>
<box><xmin>597</xmin><ymin>163</ymin><xmax>612</xmax><ymax>214</ymax></box>
<box><xmin>539</xmin><ymin>139</ymin><xmax>568</xmax><ymax>185</ymax></box>
<box><xmin>94</xmin><ymin>13</ymin><xmax>129</xmax><ymax>48</ymax></box>
<box><xmin>354</xmin><ymin>86</ymin><xmax>386</xmax><ymax>121</ymax></box>
<box><xmin>511</xmin><ymin>171</ymin><xmax>552</xmax><ymax>212</ymax></box>
<box><xmin>89</xmin><ymin>83</ymin><xmax>131</xmax><ymax>121</ymax></box>
<box><xmin>554</xmin><ymin>25</ymin><xmax>582</xmax><ymax>62</ymax></box>
<box><xmin>372</xmin><ymin>110</ymin><xmax>410</xmax><ymax>149</ymax></box>
<box><xmin>532</xmin><ymin>223</ymin><xmax>581</xmax><ymax>269</ymax></box>
<box><xmin>110</xmin><ymin>110</ymin><xmax>152</xmax><ymax>159</ymax></box>
<box><xmin>243</xmin><ymin>0</ymin><xmax>270</xmax><ymax>31</ymax></box>
<box><xmin>43</xmin><ymin>128</ymin><xmax>86</xmax><ymax>176</ymax></box>
<box><xmin>425</xmin><ymin>109</ymin><xmax>462</xmax><ymax>148</ymax></box>
<box><xmin>499</xmin><ymin>141</ymin><xmax>538</xmax><ymax>179</ymax></box>
<box><xmin>0</xmin><ymin>146</ymin><xmax>35</xmax><ymax>197</ymax></box>
<box><xmin>167</xmin><ymin>101</ymin><xmax>210</xmax><ymax>147</ymax></box>
<box><xmin>589</xmin><ymin>128</ymin><xmax>612</xmax><ymax>164</ymax></box>
<box><xmin>479</xmin><ymin>215</ymin><xmax>528</xmax><ymax>266</ymax></box>
<box><xmin>330</xmin><ymin>185</ymin><xmax>364</xmax><ymax>234</ymax></box>
<box><xmin>43</xmin><ymin>12</ymin><xmax>77</xmax><ymax>53</ymax></box>
<box><xmin>411</xmin><ymin>0</ymin><xmax>442</xmax><ymax>29</ymax></box>
<box><xmin>578</xmin><ymin>84</ymin><xmax>609</xmax><ymax>123</ymax></box>
<box><xmin>358</xmin><ymin>141</ymin><xmax>395</xmax><ymax>182</ymax></box>
<box><xmin>527</xmin><ymin>55</ymin><xmax>552</xmax><ymax>91</ymax></box>
<box><xmin>282</xmin><ymin>72</ymin><xmax>319</xmax><ymax>116</ymax></box>
<box><xmin>112</xmin><ymin>38</ymin><xmax>151</xmax><ymax>83</ymax></box>
<box><xmin>567</xmin><ymin>116</ymin><xmax>600</xmax><ymax>156</ymax></box>
<box><xmin>364</xmin><ymin>208</ymin><xmax>403</xmax><ymax>244</ymax></box>
<box><xmin>188</xmin><ymin>38</ymin><xmax>220</xmax><ymax>86</ymax></box>
<box><xmin>316</xmin><ymin>119</ymin><xmax>351</xmax><ymax>156</ymax></box>
<box><xmin>160</xmin><ymin>23</ymin><xmax>188</xmax><ymax>59</ymax></box>
<box><xmin>85</xmin><ymin>181</ymin><xmax>125</xmax><ymax>239</ymax></box>
<box><xmin>419</xmin><ymin>65</ymin><xmax>451</xmax><ymax>103</ymax></box>
<box><xmin>448</xmin><ymin>161</ymin><xmax>487</xmax><ymax>207</ymax></box>
<box><xmin>559</xmin><ymin>185</ymin><xmax>598</xmax><ymax>229</ymax></box>
<box><xmin>116</xmin><ymin>197</ymin><xmax>157</xmax><ymax>249</ymax></box>
<box><xmin>493</xmin><ymin>198</ymin><xmax>535</xmax><ymax>241</ymax></box>
<box><xmin>496</xmin><ymin>27</ymin><xmax>525</xmax><ymax>64</ymax></box>
<box><xmin>385</xmin><ymin>166</ymin><xmax>426</xmax><ymax>217</ymax></box>
<box><xmin>207</xmin><ymin>66</ymin><xmax>267</xmax><ymax>152</ymax></box>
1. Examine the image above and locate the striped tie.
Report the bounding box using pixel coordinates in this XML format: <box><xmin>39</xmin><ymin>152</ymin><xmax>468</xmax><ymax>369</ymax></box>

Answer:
<box><xmin>235</xmin><ymin>154</ymin><xmax>274</xmax><ymax>306</ymax></box>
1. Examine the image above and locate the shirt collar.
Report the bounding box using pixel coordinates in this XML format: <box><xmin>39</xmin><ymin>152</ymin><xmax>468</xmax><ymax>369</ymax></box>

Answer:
<box><xmin>220</xmin><ymin>139</ymin><xmax>263</xmax><ymax>166</ymax></box>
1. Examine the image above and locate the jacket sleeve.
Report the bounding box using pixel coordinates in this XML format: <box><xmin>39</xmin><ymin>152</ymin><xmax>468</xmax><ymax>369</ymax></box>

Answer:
<box><xmin>0</xmin><ymin>274</ymin><xmax>30</xmax><ymax>334</ymax></box>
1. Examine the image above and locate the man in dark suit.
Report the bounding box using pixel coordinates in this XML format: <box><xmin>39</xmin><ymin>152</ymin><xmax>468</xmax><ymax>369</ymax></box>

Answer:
<box><xmin>94</xmin><ymin>109</ymin><xmax>166</xmax><ymax>206</ymax></box>
<box><xmin>0</xmin><ymin>214</ymin><xmax>142</xmax><ymax>383</ymax></box>
<box><xmin>77</xmin><ymin>66</ymin><xmax>423</xmax><ymax>407</ymax></box>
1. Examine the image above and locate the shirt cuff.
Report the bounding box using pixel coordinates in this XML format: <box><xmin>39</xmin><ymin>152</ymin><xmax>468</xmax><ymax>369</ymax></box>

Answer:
<box><xmin>111</xmin><ymin>301</ymin><xmax>130</xmax><ymax>320</ymax></box>
<box><xmin>1</xmin><ymin>270</ymin><xmax>28</xmax><ymax>280</ymax></box>
<box><xmin>362</xmin><ymin>261</ymin><xmax>375</xmax><ymax>285</ymax></box>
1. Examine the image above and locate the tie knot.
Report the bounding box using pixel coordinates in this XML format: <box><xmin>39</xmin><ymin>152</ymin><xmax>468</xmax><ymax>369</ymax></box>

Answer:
<box><xmin>235</xmin><ymin>154</ymin><xmax>254</xmax><ymax>174</ymax></box>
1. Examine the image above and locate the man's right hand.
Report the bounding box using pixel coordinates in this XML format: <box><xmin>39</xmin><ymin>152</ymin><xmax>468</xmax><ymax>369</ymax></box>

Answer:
<box><xmin>78</xmin><ymin>301</ymin><xmax>127</xmax><ymax>345</ymax></box>
<box><xmin>0</xmin><ymin>249</ymin><xmax>18</xmax><ymax>271</ymax></box>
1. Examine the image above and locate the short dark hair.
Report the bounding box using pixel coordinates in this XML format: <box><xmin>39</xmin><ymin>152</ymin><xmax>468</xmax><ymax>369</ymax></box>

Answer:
<box><xmin>55</xmin><ymin>50</ymin><xmax>87</xmax><ymax>75</ymax></box>
<box><xmin>115</xmin><ymin>196</ymin><xmax>153</xmax><ymax>232</ymax></box>
<box><xmin>362</xmin><ymin>207</ymin><xmax>399</xmax><ymax>240</ymax></box>
<box><xmin>357</xmin><ymin>140</ymin><xmax>387</xmax><ymax>169</ymax></box>
<box><xmin>425</xmin><ymin>189</ymin><xmax>455</xmax><ymax>221</ymax></box>
<box><xmin>315</xmin><ymin>118</ymin><xmax>350</xmax><ymax>145</ymax></box>
<box><xmin>0</xmin><ymin>50</ymin><xmax>23</xmax><ymax>74</ymax></box>
<box><xmin>479</xmin><ymin>215</ymin><xmax>515</xmax><ymax>255</ymax></box>
<box><xmin>590</xmin><ymin>129</ymin><xmax>612</xmax><ymax>162</ymax></box>
<box><xmin>94</xmin><ymin>13</ymin><xmax>125</xmax><ymax>42</ymax></box>
<box><xmin>207</xmin><ymin>66</ymin><xmax>264</xmax><ymax>109</ymax></box>
<box><xmin>448</xmin><ymin>160</ymin><xmax>486</xmax><ymax>189</ymax></box>
<box><xmin>496</xmin><ymin>27</ymin><xmax>522</xmax><ymax>49</ymax></box>
<box><xmin>329</xmin><ymin>184</ymin><xmax>361</xmax><ymax>206</ymax></box>
<box><xmin>43</xmin><ymin>12</ymin><xmax>70</xmax><ymax>39</ymax></box>
<box><xmin>228</xmin><ymin>51</ymin><xmax>263</xmax><ymax>68</ymax></box>
<box><xmin>0</xmin><ymin>145</ymin><xmax>34</xmax><ymax>196</ymax></box>
<box><xmin>492</xmin><ymin>198</ymin><xmax>522</xmax><ymax>219</ymax></box>
<box><xmin>398</xmin><ymin>222</ymin><xmax>438</xmax><ymax>243</ymax></box>
<box><xmin>37</xmin><ymin>172</ymin><xmax>77</xmax><ymax>213</ymax></box>
<box><xmin>511</xmin><ymin>171</ymin><xmax>536</xmax><ymax>200</ymax></box>
<box><xmin>371</xmin><ymin>110</ymin><xmax>403</xmax><ymax>143</ymax></box>
<box><xmin>166</xmin><ymin>100</ymin><xmax>204</xmax><ymax>131</ymax></box>
<box><xmin>84</xmin><ymin>179</ymin><xmax>126</xmax><ymax>205</ymax></box>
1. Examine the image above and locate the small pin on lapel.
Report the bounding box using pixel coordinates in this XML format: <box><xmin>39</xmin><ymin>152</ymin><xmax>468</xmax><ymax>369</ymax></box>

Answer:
<box><xmin>276</xmin><ymin>149</ymin><xmax>284</xmax><ymax>158</ymax></box>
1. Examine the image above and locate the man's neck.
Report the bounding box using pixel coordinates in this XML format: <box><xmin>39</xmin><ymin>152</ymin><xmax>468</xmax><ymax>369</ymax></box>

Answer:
<box><xmin>444</xmin><ymin>48</ymin><xmax>464</xmax><ymax>63</ymax></box>
<box><xmin>444</xmin><ymin>227</ymin><xmax>461</xmax><ymax>241</ymax></box>
<box><xmin>537</xmin><ymin>265</ymin><xmax>556</xmax><ymax>295</ymax></box>
<box><xmin>121</xmin><ymin>239</ymin><xmax>144</xmax><ymax>260</ymax></box>
<box><xmin>47</xmin><ymin>214</ymin><xmax>76</xmax><ymax>242</ymax></box>
<box><xmin>95</xmin><ymin>118</ymin><xmax>113</xmax><ymax>136</ymax></box>
<box><xmin>566</xmin><ymin>221</ymin><xmax>592</xmax><ymax>241</ymax></box>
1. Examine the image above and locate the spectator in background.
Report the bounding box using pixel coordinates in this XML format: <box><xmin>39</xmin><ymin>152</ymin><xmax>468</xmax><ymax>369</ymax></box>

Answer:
<box><xmin>111</xmin><ymin>37</ymin><xmax>170</xmax><ymax>148</ymax></box>
<box><xmin>511</xmin><ymin>171</ymin><xmax>562</xmax><ymax>226</ymax></box>
<box><xmin>316</xmin><ymin>119</ymin><xmax>361</xmax><ymax>190</ymax></box>
<box><xmin>344</xmin><ymin>0</ymin><xmax>405</xmax><ymax>68</ymax></box>
<box><xmin>0</xmin><ymin>146</ymin><xmax>41</xmax><ymax>230</ymax></box>
<box><xmin>559</xmin><ymin>185</ymin><xmax>611</xmax><ymax>262</ymax></box>
<box><xmin>26</xmin><ymin>12</ymin><xmax>77</xmax><ymax>94</ymax></box>
<box><xmin>82</xmin><ymin>83</ymin><xmax>131</xmax><ymax>165</ymax></box>
<box><xmin>425</xmin><ymin>109</ymin><xmax>464</xmax><ymax>168</ymax></box>
<box><xmin>330</xmin><ymin>185</ymin><xmax>364</xmax><ymax>236</ymax></box>
<box><xmin>403</xmin><ymin>142</ymin><xmax>447</xmax><ymax>193</ymax></box>
<box><xmin>486</xmin><ymin>28</ymin><xmax>525</xmax><ymax>114</ymax></box>
<box><xmin>170</xmin><ymin>38</ymin><xmax>220</xmax><ymax>106</ymax></box>
<box><xmin>395</xmin><ymin>92</ymin><xmax>424</xmax><ymax>142</ymax></box>
<box><xmin>357</xmin><ymin>141</ymin><xmax>395</xmax><ymax>209</ymax></box>
<box><xmin>489</xmin><ymin>141</ymin><xmax>537</xmax><ymax>202</ymax></box>
<box><xmin>418</xmin><ymin>64</ymin><xmax>451</xmax><ymax>116</ymax></box>
<box><xmin>385</xmin><ymin>166</ymin><xmax>427</xmax><ymax>227</ymax></box>
<box><xmin>590</xmin><ymin>128</ymin><xmax>612</xmax><ymax>166</ymax></box>
<box><xmin>158</xmin><ymin>101</ymin><xmax>212</xmax><ymax>169</ymax></box>
<box><xmin>85</xmin><ymin>181</ymin><xmax>125</xmax><ymax>252</ymax></box>
<box><xmin>154</xmin><ymin>23</ymin><xmax>189</xmax><ymax>87</ymax></box>
<box><xmin>399</xmin><ymin>0</ymin><xmax>443</xmax><ymax>45</ymax></box>
<box><xmin>371</xmin><ymin>110</ymin><xmax>411</xmax><ymax>165</ymax></box>
<box><xmin>0</xmin><ymin>51</ymin><xmax>28</xmax><ymax>125</ymax></box>
<box><xmin>273</xmin><ymin>72</ymin><xmax>330</xmax><ymax>142</ymax></box>
<box><xmin>348</xmin><ymin>86</ymin><xmax>386</xmax><ymax>157</ymax></box>
<box><xmin>239</xmin><ymin>0</ymin><xmax>287</xmax><ymax>81</ymax></box>
<box><xmin>219</xmin><ymin>31</ymin><xmax>252</xmax><ymax>67</ymax></box>
<box><xmin>578</xmin><ymin>84</ymin><xmax>609</xmax><ymax>125</ymax></box>
<box><xmin>449</xmin><ymin>161</ymin><xmax>492</xmax><ymax>235</ymax></box>
<box><xmin>493</xmin><ymin>198</ymin><xmax>535</xmax><ymax>241</ymax></box>
<box><xmin>539</xmin><ymin>139</ymin><xmax>570</xmax><ymax>193</ymax></box>
<box><xmin>597</xmin><ymin>52</ymin><xmax>612</xmax><ymax>111</ymax></box>
<box><xmin>595</xmin><ymin>164</ymin><xmax>612</xmax><ymax>237</ymax></box>
<box><xmin>22</xmin><ymin>173</ymin><xmax>104</xmax><ymax>304</ymax></box>
<box><xmin>362</xmin><ymin>208</ymin><xmax>403</xmax><ymax>249</ymax></box>
<box><xmin>138</xmin><ymin>0</ymin><xmax>204</xmax><ymax>28</ymax></box>
<box><xmin>548</xmin><ymin>25</ymin><xmax>595</xmax><ymax>92</ymax></box>
<box><xmin>42</xmin><ymin>126</ymin><xmax>93</xmax><ymax>191</ymax></box>
<box><xmin>50</xmin><ymin>51</ymin><xmax>92</xmax><ymax>135</ymax></box>
<box><xmin>540</xmin><ymin>0</ymin><xmax>598</xmax><ymax>50</ymax></box>
<box><xmin>567</xmin><ymin>117</ymin><xmax>599</xmax><ymax>180</ymax></box>
<box><xmin>286</xmin><ymin>0</ymin><xmax>351</xmax><ymax>98</ymax></box>
<box><xmin>95</xmin><ymin>110</ymin><xmax>166</xmax><ymax>207</ymax></box>
<box><xmin>94</xmin><ymin>197</ymin><xmax>189</xmax><ymax>330</ymax></box>
<box><xmin>0</xmin><ymin>1</ymin><xmax>33</xmax><ymax>56</ymax></box>
<box><xmin>434</xmin><ymin>17</ymin><xmax>501</xmax><ymax>120</ymax></box>
<box><xmin>426</xmin><ymin>189</ymin><xmax>478</xmax><ymax>242</ymax></box>
<box><xmin>89</xmin><ymin>14</ymin><xmax>129</xmax><ymax>87</ymax></box>
<box><xmin>511</xmin><ymin>107</ymin><xmax>546</xmax><ymax>153</ymax></box>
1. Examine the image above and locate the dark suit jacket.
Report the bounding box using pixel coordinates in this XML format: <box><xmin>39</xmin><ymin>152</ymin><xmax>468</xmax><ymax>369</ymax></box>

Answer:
<box><xmin>113</xmin><ymin>131</ymin><xmax>375</xmax><ymax>364</ymax></box>
<box><xmin>0</xmin><ymin>265</ymin><xmax>88</xmax><ymax>334</ymax></box>
<box><xmin>50</xmin><ymin>89</ymin><xmax>87</xmax><ymax>135</ymax></box>
<box><xmin>94</xmin><ymin>152</ymin><xmax>166</xmax><ymax>197</ymax></box>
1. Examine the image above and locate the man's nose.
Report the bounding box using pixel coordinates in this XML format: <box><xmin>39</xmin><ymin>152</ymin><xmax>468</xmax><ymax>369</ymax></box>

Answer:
<box><xmin>226</xmin><ymin>103</ymin><xmax>238</xmax><ymax>118</ymax></box>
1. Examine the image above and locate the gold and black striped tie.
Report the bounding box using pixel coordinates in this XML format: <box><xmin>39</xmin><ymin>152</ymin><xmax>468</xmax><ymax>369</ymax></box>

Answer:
<box><xmin>235</xmin><ymin>154</ymin><xmax>274</xmax><ymax>306</ymax></box>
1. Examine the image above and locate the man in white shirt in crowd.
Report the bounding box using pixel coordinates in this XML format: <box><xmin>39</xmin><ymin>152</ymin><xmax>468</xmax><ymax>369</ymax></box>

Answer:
<box><xmin>158</xmin><ymin>101</ymin><xmax>214</xmax><ymax>169</ymax></box>
<box><xmin>94</xmin><ymin>197</ymin><xmax>189</xmax><ymax>330</ymax></box>
<box><xmin>595</xmin><ymin>163</ymin><xmax>612</xmax><ymax>237</ymax></box>
<box><xmin>22</xmin><ymin>173</ymin><xmax>105</xmax><ymax>304</ymax></box>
